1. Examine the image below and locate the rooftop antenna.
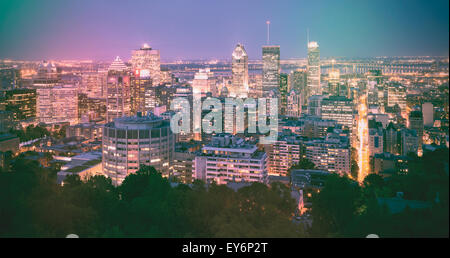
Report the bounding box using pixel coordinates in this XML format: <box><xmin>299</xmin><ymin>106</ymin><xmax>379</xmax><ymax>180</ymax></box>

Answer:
<box><xmin>266</xmin><ymin>20</ymin><xmax>270</xmax><ymax>45</ymax></box>
<box><xmin>307</xmin><ymin>28</ymin><xmax>310</xmax><ymax>45</ymax></box>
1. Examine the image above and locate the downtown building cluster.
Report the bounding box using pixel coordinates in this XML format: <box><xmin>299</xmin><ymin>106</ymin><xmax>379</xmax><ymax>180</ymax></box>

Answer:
<box><xmin>0</xmin><ymin>32</ymin><xmax>449</xmax><ymax>206</ymax></box>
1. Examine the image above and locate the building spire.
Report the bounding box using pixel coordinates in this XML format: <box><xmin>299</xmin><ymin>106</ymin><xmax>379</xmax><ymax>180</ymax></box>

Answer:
<box><xmin>266</xmin><ymin>20</ymin><xmax>270</xmax><ymax>45</ymax></box>
<box><xmin>307</xmin><ymin>28</ymin><xmax>310</xmax><ymax>45</ymax></box>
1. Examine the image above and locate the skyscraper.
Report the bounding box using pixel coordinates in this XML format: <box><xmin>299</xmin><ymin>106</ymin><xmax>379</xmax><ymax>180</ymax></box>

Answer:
<box><xmin>408</xmin><ymin>110</ymin><xmax>424</xmax><ymax>149</ymax></box>
<box><xmin>307</xmin><ymin>41</ymin><xmax>321</xmax><ymax>97</ymax></box>
<box><xmin>328</xmin><ymin>69</ymin><xmax>340</xmax><ymax>96</ymax></box>
<box><xmin>37</xmin><ymin>85</ymin><xmax>78</xmax><ymax>125</ymax></box>
<box><xmin>279</xmin><ymin>73</ymin><xmax>288</xmax><ymax>115</ymax></box>
<box><xmin>130</xmin><ymin>44</ymin><xmax>161</xmax><ymax>86</ymax></box>
<box><xmin>262</xmin><ymin>45</ymin><xmax>280</xmax><ymax>95</ymax></box>
<box><xmin>231</xmin><ymin>43</ymin><xmax>249</xmax><ymax>98</ymax></box>
<box><xmin>288</xmin><ymin>70</ymin><xmax>307</xmax><ymax>95</ymax></box>
<box><xmin>131</xmin><ymin>69</ymin><xmax>152</xmax><ymax>115</ymax></box>
<box><xmin>106</xmin><ymin>56</ymin><xmax>131</xmax><ymax>122</ymax></box>
<box><xmin>192</xmin><ymin>68</ymin><xmax>217</xmax><ymax>97</ymax></box>
<box><xmin>34</xmin><ymin>61</ymin><xmax>78</xmax><ymax>125</ymax></box>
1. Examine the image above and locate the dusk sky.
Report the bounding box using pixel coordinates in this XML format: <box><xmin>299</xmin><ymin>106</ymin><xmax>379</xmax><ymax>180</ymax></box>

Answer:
<box><xmin>0</xmin><ymin>0</ymin><xmax>448</xmax><ymax>61</ymax></box>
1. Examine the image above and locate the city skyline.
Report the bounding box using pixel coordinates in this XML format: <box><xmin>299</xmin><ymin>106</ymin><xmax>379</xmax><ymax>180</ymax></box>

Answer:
<box><xmin>0</xmin><ymin>0</ymin><xmax>448</xmax><ymax>241</ymax></box>
<box><xmin>0</xmin><ymin>0</ymin><xmax>449</xmax><ymax>61</ymax></box>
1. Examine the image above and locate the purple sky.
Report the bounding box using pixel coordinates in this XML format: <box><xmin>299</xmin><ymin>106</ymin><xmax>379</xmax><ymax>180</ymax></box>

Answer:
<box><xmin>0</xmin><ymin>0</ymin><xmax>448</xmax><ymax>61</ymax></box>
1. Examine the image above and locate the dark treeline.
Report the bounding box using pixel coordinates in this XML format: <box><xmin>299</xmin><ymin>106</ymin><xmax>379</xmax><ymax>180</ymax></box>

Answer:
<box><xmin>311</xmin><ymin>149</ymin><xmax>449</xmax><ymax>237</ymax></box>
<box><xmin>0</xmin><ymin>149</ymin><xmax>448</xmax><ymax>238</ymax></box>
<box><xmin>8</xmin><ymin>125</ymin><xmax>50</xmax><ymax>142</ymax></box>
<box><xmin>0</xmin><ymin>160</ymin><xmax>304</xmax><ymax>237</ymax></box>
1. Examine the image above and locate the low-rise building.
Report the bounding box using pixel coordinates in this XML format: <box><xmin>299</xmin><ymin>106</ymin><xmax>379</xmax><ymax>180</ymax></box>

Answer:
<box><xmin>56</xmin><ymin>151</ymin><xmax>103</xmax><ymax>185</ymax></box>
<box><xmin>0</xmin><ymin>133</ymin><xmax>19</xmax><ymax>155</ymax></box>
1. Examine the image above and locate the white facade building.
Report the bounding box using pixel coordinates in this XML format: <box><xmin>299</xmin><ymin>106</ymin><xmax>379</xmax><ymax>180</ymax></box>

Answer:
<box><xmin>194</xmin><ymin>134</ymin><xmax>267</xmax><ymax>185</ymax></box>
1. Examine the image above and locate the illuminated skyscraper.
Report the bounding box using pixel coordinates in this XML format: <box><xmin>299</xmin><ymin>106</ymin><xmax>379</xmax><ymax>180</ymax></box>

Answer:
<box><xmin>231</xmin><ymin>43</ymin><xmax>249</xmax><ymax>98</ymax></box>
<box><xmin>34</xmin><ymin>61</ymin><xmax>78</xmax><ymax>125</ymax></box>
<box><xmin>307</xmin><ymin>41</ymin><xmax>321</xmax><ymax>97</ymax></box>
<box><xmin>37</xmin><ymin>85</ymin><xmax>78</xmax><ymax>125</ymax></box>
<box><xmin>106</xmin><ymin>56</ymin><xmax>131</xmax><ymax>122</ymax></box>
<box><xmin>131</xmin><ymin>69</ymin><xmax>152</xmax><ymax>115</ymax></box>
<box><xmin>262</xmin><ymin>45</ymin><xmax>280</xmax><ymax>94</ymax></box>
<box><xmin>130</xmin><ymin>44</ymin><xmax>161</xmax><ymax>85</ymax></box>
<box><xmin>192</xmin><ymin>68</ymin><xmax>217</xmax><ymax>97</ymax></box>
<box><xmin>328</xmin><ymin>69</ymin><xmax>340</xmax><ymax>96</ymax></box>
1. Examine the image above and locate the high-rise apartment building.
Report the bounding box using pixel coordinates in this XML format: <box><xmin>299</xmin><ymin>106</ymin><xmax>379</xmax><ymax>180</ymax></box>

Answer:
<box><xmin>305</xmin><ymin>130</ymin><xmax>350</xmax><ymax>176</ymax></box>
<box><xmin>267</xmin><ymin>134</ymin><xmax>302</xmax><ymax>177</ymax></box>
<box><xmin>131</xmin><ymin>69</ymin><xmax>152</xmax><ymax>115</ymax></box>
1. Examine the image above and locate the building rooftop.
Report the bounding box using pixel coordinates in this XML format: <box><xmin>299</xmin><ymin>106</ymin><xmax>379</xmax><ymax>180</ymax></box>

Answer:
<box><xmin>0</xmin><ymin>134</ymin><xmax>18</xmax><ymax>141</ymax></box>
<box><xmin>106</xmin><ymin>113</ymin><xmax>167</xmax><ymax>130</ymax></box>
<box><xmin>377</xmin><ymin>193</ymin><xmax>432</xmax><ymax>214</ymax></box>
<box><xmin>108</xmin><ymin>56</ymin><xmax>128</xmax><ymax>72</ymax></box>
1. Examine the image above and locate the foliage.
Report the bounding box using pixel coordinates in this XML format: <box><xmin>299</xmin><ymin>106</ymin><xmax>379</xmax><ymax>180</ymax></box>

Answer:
<box><xmin>0</xmin><ymin>163</ymin><xmax>304</xmax><ymax>237</ymax></box>
<box><xmin>9</xmin><ymin>125</ymin><xmax>50</xmax><ymax>142</ymax></box>
<box><xmin>310</xmin><ymin>149</ymin><xmax>449</xmax><ymax>237</ymax></box>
